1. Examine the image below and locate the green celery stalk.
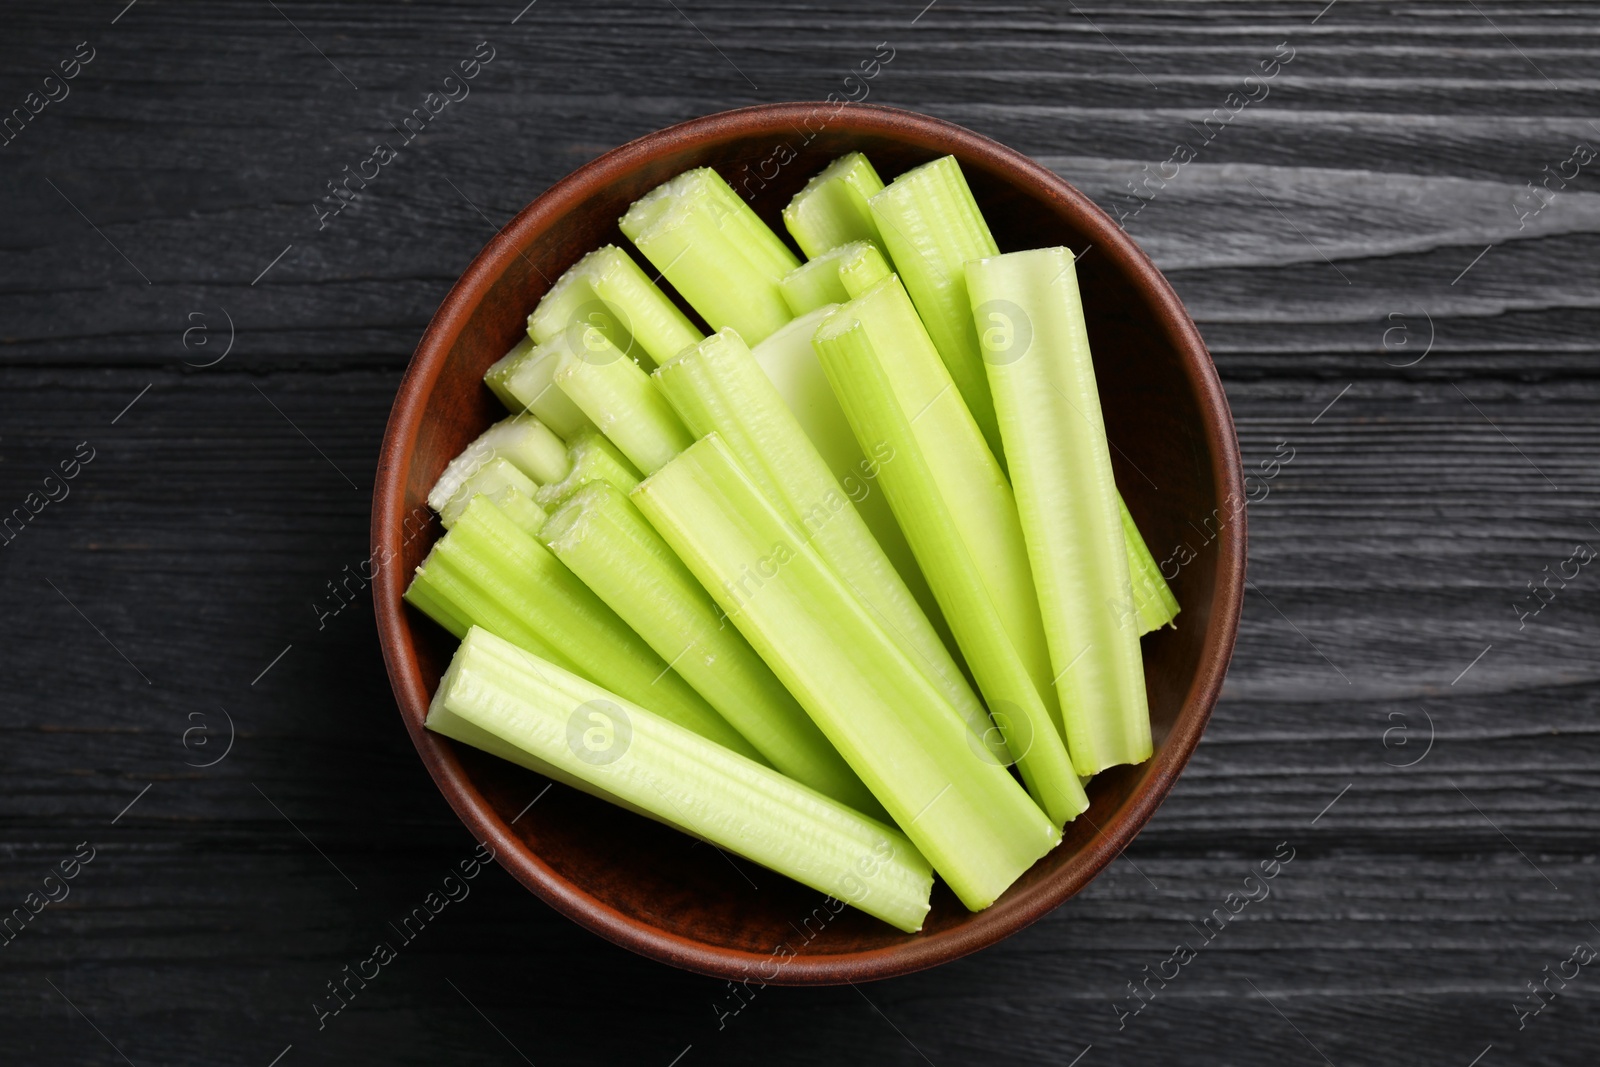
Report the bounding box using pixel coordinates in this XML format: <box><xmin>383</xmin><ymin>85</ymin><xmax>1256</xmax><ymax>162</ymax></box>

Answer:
<box><xmin>968</xmin><ymin>248</ymin><xmax>1152</xmax><ymax>775</ymax></box>
<box><xmin>836</xmin><ymin>240</ymin><xmax>892</xmax><ymax>298</ymax></box>
<box><xmin>619</xmin><ymin>168</ymin><xmax>799</xmax><ymax>346</ymax></box>
<box><xmin>655</xmin><ymin>327</ymin><xmax>983</xmax><ymax>739</ymax></box>
<box><xmin>433</xmin><ymin>626</ymin><xmax>934</xmax><ymax>931</ymax></box>
<box><xmin>404</xmin><ymin>495</ymin><xmax>759</xmax><ymax>761</ymax></box>
<box><xmin>778</xmin><ymin>240</ymin><xmax>890</xmax><ymax>316</ymax></box>
<box><xmin>426</xmin><ymin>414</ymin><xmax>570</xmax><ymax>513</ymax></box>
<box><xmin>526</xmin><ymin>244</ymin><xmax>704</xmax><ymax>369</ymax></box>
<box><xmin>782</xmin><ymin>152</ymin><xmax>892</xmax><ymax>263</ymax></box>
<box><xmin>438</xmin><ymin>456</ymin><xmax>548</xmax><ymax>537</ymax></box>
<box><xmin>484</xmin><ymin>336</ymin><xmax>599</xmax><ymax>440</ymax></box>
<box><xmin>778</xmin><ymin>247</ymin><xmax>854</xmax><ymax>316</ymax></box>
<box><xmin>1123</xmin><ymin>497</ymin><xmax>1180</xmax><ymax>632</ymax></box>
<box><xmin>814</xmin><ymin>277</ymin><xmax>1088</xmax><ymax>825</ymax></box>
<box><xmin>541</xmin><ymin>480</ymin><xmax>879</xmax><ymax>815</ymax></box>
<box><xmin>748</xmin><ymin>305</ymin><xmax>940</xmax><ymax>638</ymax></box>
<box><xmin>634</xmin><ymin>435</ymin><xmax>1059</xmax><ymax>911</ymax></box>
<box><xmin>868</xmin><ymin>156</ymin><xmax>1004</xmax><ymax>462</ymax></box>
<box><xmin>534</xmin><ymin>431</ymin><xmax>642</xmax><ymax>511</ymax></box>
<box><xmin>551</xmin><ymin>330</ymin><xmax>694</xmax><ymax>474</ymax></box>
<box><xmin>636</xmin><ymin>435</ymin><xmax>1062</xmax><ymax>908</ymax></box>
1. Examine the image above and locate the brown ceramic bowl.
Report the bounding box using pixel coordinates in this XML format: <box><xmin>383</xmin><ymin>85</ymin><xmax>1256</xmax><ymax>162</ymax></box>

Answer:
<box><xmin>372</xmin><ymin>102</ymin><xmax>1244</xmax><ymax>984</ymax></box>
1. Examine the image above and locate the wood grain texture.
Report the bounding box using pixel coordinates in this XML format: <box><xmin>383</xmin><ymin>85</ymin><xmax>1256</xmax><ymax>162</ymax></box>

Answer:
<box><xmin>0</xmin><ymin>0</ymin><xmax>1596</xmax><ymax>1064</ymax></box>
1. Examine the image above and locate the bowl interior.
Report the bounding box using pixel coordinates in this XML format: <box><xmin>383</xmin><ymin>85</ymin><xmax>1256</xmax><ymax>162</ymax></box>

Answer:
<box><xmin>375</xmin><ymin>104</ymin><xmax>1241</xmax><ymax>983</ymax></box>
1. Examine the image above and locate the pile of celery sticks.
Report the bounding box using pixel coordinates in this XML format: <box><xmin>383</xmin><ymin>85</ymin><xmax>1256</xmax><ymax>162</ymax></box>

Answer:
<box><xmin>407</xmin><ymin>151</ymin><xmax>1179</xmax><ymax>933</ymax></box>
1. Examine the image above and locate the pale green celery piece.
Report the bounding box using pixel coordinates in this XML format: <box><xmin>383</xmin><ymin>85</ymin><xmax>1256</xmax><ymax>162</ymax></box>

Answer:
<box><xmin>969</xmin><ymin>248</ymin><xmax>1153</xmax><ymax>776</ymax></box>
<box><xmin>551</xmin><ymin>330</ymin><xmax>694</xmax><ymax>475</ymax></box>
<box><xmin>540</xmin><ymin>481</ymin><xmax>880</xmax><ymax>816</ymax></box>
<box><xmin>782</xmin><ymin>152</ymin><xmax>892</xmax><ymax>263</ymax></box>
<box><xmin>434</xmin><ymin>626</ymin><xmax>934</xmax><ymax>931</ymax></box>
<box><xmin>749</xmin><ymin>306</ymin><xmax>941</xmax><ymax>634</ymax></box>
<box><xmin>426</xmin><ymin>414</ymin><xmax>570</xmax><ymax>514</ymax></box>
<box><xmin>403</xmin><ymin>495</ymin><xmax>760</xmax><ymax>761</ymax></box>
<box><xmin>1122</xmin><ymin>496</ymin><xmax>1180</xmax><ymax>632</ymax></box>
<box><xmin>868</xmin><ymin>156</ymin><xmax>1005</xmax><ymax>462</ymax></box>
<box><xmin>484</xmin><ymin>336</ymin><xmax>598</xmax><ymax>440</ymax></box>
<box><xmin>835</xmin><ymin>241</ymin><xmax>892</xmax><ymax>298</ymax></box>
<box><xmin>534</xmin><ymin>431</ymin><xmax>642</xmax><ymax>511</ymax></box>
<box><xmin>779</xmin><ymin>248</ymin><xmax>855</xmax><ymax>316</ymax></box>
<box><xmin>526</xmin><ymin>244</ymin><xmax>704</xmax><ymax>369</ymax></box>
<box><xmin>778</xmin><ymin>240</ymin><xmax>891</xmax><ymax>316</ymax></box>
<box><xmin>483</xmin><ymin>336</ymin><xmax>536</xmax><ymax>411</ymax></box>
<box><xmin>658</xmin><ymin>325</ymin><xmax>981</xmax><ymax>736</ymax></box>
<box><xmin>619</xmin><ymin>168</ymin><xmax>798</xmax><ymax>346</ymax></box>
<box><xmin>425</xmin><ymin>699</ymin><xmax>670</xmax><ymax>828</ymax></box>
<box><xmin>439</xmin><ymin>457</ymin><xmax>549</xmax><ymax>538</ymax></box>
<box><xmin>634</xmin><ymin>436</ymin><xmax>1059</xmax><ymax>911</ymax></box>
<box><xmin>814</xmin><ymin>277</ymin><xmax>1088</xmax><ymax>826</ymax></box>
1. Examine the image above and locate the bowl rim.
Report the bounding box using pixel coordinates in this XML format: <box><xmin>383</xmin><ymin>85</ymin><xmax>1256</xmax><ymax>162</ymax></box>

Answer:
<box><xmin>371</xmin><ymin>101</ymin><xmax>1246</xmax><ymax>985</ymax></box>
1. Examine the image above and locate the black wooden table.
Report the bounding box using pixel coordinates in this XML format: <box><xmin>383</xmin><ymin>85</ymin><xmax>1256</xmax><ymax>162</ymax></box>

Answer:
<box><xmin>3</xmin><ymin>2</ymin><xmax>1596</xmax><ymax>1064</ymax></box>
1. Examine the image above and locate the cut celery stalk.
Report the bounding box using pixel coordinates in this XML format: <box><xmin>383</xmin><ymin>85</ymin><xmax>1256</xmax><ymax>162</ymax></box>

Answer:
<box><xmin>439</xmin><ymin>457</ymin><xmax>548</xmax><ymax>537</ymax></box>
<box><xmin>748</xmin><ymin>306</ymin><xmax>941</xmax><ymax>637</ymax></box>
<box><xmin>425</xmin><ymin>699</ymin><xmax>672</xmax><ymax>828</ymax></box>
<box><xmin>969</xmin><ymin>248</ymin><xmax>1152</xmax><ymax>776</ymax></box>
<box><xmin>534</xmin><ymin>431</ymin><xmax>642</xmax><ymax>511</ymax></box>
<box><xmin>404</xmin><ymin>495</ymin><xmax>759</xmax><ymax>761</ymax></box>
<box><xmin>540</xmin><ymin>480</ymin><xmax>879</xmax><ymax>815</ymax></box>
<box><xmin>483</xmin><ymin>336</ymin><xmax>536</xmax><ymax>411</ymax></box>
<box><xmin>551</xmin><ymin>330</ymin><xmax>694</xmax><ymax>475</ymax></box>
<box><xmin>782</xmin><ymin>152</ymin><xmax>892</xmax><ymax>263</ymax></box>
<box><xmin>655</xmin><ymin>327</ymin><xmax>984</xmax><ymax>740</ymax></box>
<box><xmin>427</xmin><ymin>414</ymin><xmax>570</xmax><ymax>513</ymax></box>
<box><xmin>1123</xmin><ymin>496</ymin><xmax>1180</xmax><ymax>632</ymax></box>
<box><xmin>778</xmin><ymin>240</ymin><xmax>891</xmax><ymax>316</ymax></box>
<box><xmin>779</xmin><ymin>248</ymin><xmax>854</xmax><ymax>316</ymax></box>
<box><xmin>434</xmin><ymin>626</ymin><xmax>934</xmax><ymax>931</ymax></box>
<box><xmin>868</xmin><ymin>156</ymin><xmax>1004</xmax><ymax>462</ymax></box>
<box><xmin>527</xmin><ymin>245</ymin><xmax>704</xmax><ymax>370</ymax></box>
<box><xmin>484</xmin><ymin>336</ymin><xmax>599</xmax><ymax>440</ymax></box>
<box><xmin>619</xmin><ymin>168</ymin><xmax>798</xmax><ymax>346</ymax></box>
<box><xmin>836</xmin><ymin>241</ymin><xmax>892</xmax><ymax>298</ymax></box>
<box><xmin>814</xmin><ymin>277</ymin><xmax>1088</xmax><ymax>825</ymax></box>
<box><xmin>634</xmin><ymin>435</ymin><xmax>1060</xmax><ymax>911</ymax></box>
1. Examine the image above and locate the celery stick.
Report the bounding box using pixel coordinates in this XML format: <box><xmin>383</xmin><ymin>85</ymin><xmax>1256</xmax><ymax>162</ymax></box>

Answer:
<box><xmin>551</xmin><ymin>330</ymin><xmax>693</xmax><ymax>474</ymax></box>
<box><xmin>654</xmin><ymin>328</ymin><xmax>985</xmax><ymax>742</ymax></box>
<box><xmin>779</xmin><ymin>247</ymin><xmax>854</xmax><ymax>316</ymax></box>
<box><xmin>749</xmin><ymin>306</ymin><xmax>939</xmax><ymax>634</ymax></box>
<box><xmin>969</xmin><ymin>248</ymin><xmax>1152</xmax><ymax>776</ymax></box>
<box><xmin>484</xmin><ymin>336</ymin><xmax>598</xmax><ymax>440</ymax></box>
<box><xmin>534</xmin><ymin>431</ymin><xmax>641</xmax><ymax>511</ymax></box>
<box><xmin>434</xmin><ymin>626</ymin><xmax>934</xmax><ymax>931</ymax></box>
<box><xmin>439</xmin><ymin>457</ymin><xmax>548</xmax><ymax>537</ymax></box>
<box><xmin>778</xmin><ymin>240</ymin><xmax>890</xmax><ymax>316</ymax></box>
<box><xmin>541</xmin><ymin>481</ymin><xmax>879</xmax><ymax>815</ymax></box>
<box><xmin>425</xmin><ymin>699</ymin><xmax>672</xmax><ymax>828</ymax></box>
<box><xmin>427</xmin><ymin>414</ymin><xmax>570</xmax><ymax>513</ymax></box>
<box><xmin>868</xmin><ymin>156</ymin><xmax>1004</xmax><ymax>462</ymax></box>
<box><xmin>1123</xmin><ymin>496</ymin><xmax>1180</xmax><ymax>632</ymax></box>
<box><xmin>814</xmin><ymin>277</ymin><xmax>1088</xmax><ymax>825</ymax></box>
<box><xmin>619</xmin><ymin>168</ymin><xmax>798</xmax><ymax>346</ymax></box>
<box><xmin>836</xmin><ymin>241</ymin><xmax>892</xmax><ymax>298</ymax></box>
<box><xmin>782</xmin><ymin>152</ymin><xmax>891</xmax><ymax>263</ymax></box>
<box><xmin>527</xmin><ymin>245</ymin><xmax>704</xmax><ymax>369</ymax></box>
<box><xmin>635</xmin><ymin>436</ymin><xmax>1059</xmax><ymax>911</ymax></box>
<box><xmin>404</xmin><ymin>495</ymin><xmax>760</xmax><ymax>761</ymax></box>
